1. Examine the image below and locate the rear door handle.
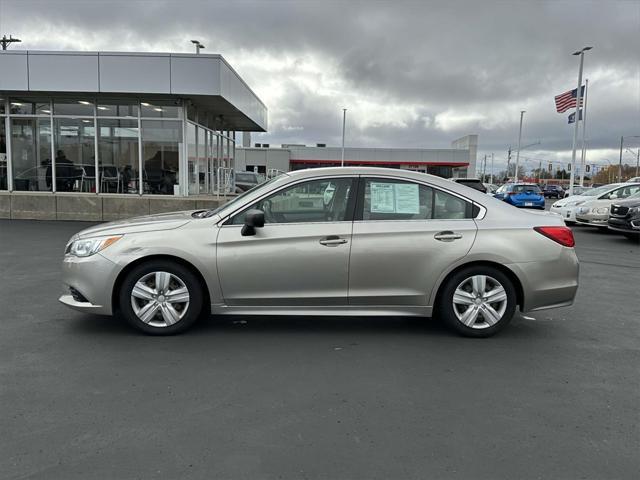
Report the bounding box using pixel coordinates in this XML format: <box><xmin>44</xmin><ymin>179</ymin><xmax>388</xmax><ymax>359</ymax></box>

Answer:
<box><xmin>319</xmin><ymin>235</ymin><xmax>348</xmax><ymax>246</ymax></box>
<box><xmin>434</xmin><ymin>231</ymin><xmax>463</xmax><ymax>242</ymax></box>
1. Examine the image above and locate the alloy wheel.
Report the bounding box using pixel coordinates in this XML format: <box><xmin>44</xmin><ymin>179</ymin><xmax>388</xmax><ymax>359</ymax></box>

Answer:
<box><xmin>130</xmin><ymin>271</ymin><xmax>190</xmax><ymax>327</ymax></box>
<box><xmin>452</xmin><ymin>275</ymin><xmax>508</xmax><ymax>329</ymax></box>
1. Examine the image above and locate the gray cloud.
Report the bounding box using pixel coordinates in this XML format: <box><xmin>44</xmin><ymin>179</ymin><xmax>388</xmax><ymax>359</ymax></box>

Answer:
<box><xmin>1</xmin><ymin>0</ymin><xmax>638</xmax><ymax>170</ymax></box>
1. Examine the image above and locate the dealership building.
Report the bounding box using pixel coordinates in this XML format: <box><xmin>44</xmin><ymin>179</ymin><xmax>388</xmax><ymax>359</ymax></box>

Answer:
<box><xmin>0</xmin><ymin>50</ymin><xmax>267</xmax><ymax>220</ymax></box>
<box><xmin>236</xmin><ymin>135</ymin><xmax>478</xmax><ymax>179</ymax></box>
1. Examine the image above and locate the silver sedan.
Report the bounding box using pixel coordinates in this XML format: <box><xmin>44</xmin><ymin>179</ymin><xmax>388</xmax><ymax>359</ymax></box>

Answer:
<box><xmin>60</xmin><ymin>167</ymin><xmax>579</xmax><ymax>337</ymax></box>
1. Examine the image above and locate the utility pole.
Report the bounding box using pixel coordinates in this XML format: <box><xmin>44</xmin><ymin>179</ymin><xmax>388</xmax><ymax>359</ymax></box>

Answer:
<box><xmin>489</xmin><ymin>153</ymin><xmax>494</xmax><ymax>184</ymax></box>
<box><xmin>515</xmin><ymin>111</ymin><xmax>525</xmax><ymax>182</ymax></box>
<box><xmin>569</xmin><ymin>46</ymin><xmax>592</xmax><ymax>196</ymax></box>
<box><xmin>482</xmin><ymin>154</ymin><xmax>487</xmax><ymax>181</ymax></box>
<box><xmin>506</xmin><ymin>147</ymin><xmax>512</xmax><ymax>179</ymax></box>
<box><xmin>340</xmin><ymin>108</ymin><xmax>347</xmax><ymax>167</ymax></box>
<box><xmin>579</xmin><ymin>78</ymin><xmax>589</xmax><ymax>187</ymax></box>
<box><xmin>618</xmin><ymin>136</ymin><xmax>624</xmax><ymax>182</ymax></box>
<box><xmin>1</xmin><ymin>35</ymin><xmax>21</xmax><ymax>50</ymax></box>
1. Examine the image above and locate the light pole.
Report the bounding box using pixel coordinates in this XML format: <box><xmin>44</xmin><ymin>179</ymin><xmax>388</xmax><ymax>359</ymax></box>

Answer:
<box><xmin>569</xmin><ymin>46</ymin><xmax>592</xmax><ymax>196</ymax></box>
<box><xmin>515</xmin><ymin>110</ymin><xmax>525</xmax><ymax>182</ymax></box>
<box><xmin>191</xmin><ymin>40</ymin><xmax>205</xmax><ymax>54</ymax></box>
<box><xmin>626</xmin><ymin>147</ymin><xmax>640</xmax><ymax>177</ymax></box>
<box><xmin>579</xmin><ymin>78</ymin><xmax>589</xmax><ymax>187</ymax></box>
<box><xmin>341</xmin><ymin>108</ymin><xmax>347</xmax><ymax>167</ymax></box>
<box><xmin>619</xmin><ymin>136</ymin><xmax>640</xmax><ymax>180</ymax></box>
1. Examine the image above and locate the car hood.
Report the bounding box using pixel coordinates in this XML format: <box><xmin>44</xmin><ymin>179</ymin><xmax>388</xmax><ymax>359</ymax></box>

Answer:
<box><xmin>75</xmin><ymin>211</ymin><xmax>196</xmax><ymax>238</ymax></box>
<box><xmin>554</xmin><ymin>194</ymin><xmax>596</xmax><ymax>207</ymax></box>
<box><xmin>611</xmin><ymin>196</ymin><xmax>640</xmax><ymax>207</ymax></box>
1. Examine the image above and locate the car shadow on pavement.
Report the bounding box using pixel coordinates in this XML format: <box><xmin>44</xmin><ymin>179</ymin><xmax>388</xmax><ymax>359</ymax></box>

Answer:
<box><xmin>66</xmin><ymin>311</ymin><xmax>548</xmax><ymax>340</ymax></box>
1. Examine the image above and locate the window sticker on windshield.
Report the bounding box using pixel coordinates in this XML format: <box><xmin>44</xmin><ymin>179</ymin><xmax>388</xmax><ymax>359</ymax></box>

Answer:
<box><xmin>370</xmin><ymin>182</ymin><xmax>420</xmax><ymax>214</ymax></box>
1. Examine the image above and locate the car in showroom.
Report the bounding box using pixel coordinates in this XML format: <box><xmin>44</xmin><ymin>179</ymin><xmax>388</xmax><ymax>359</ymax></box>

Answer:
<box><xmin>574</xmin><ymin>183</ymin><xmax>640</xmax><ymax>229</ymax></box>
<box><xmin>59</xmin><ymin>167</ymin><xmax>579</xmax><ymax>338</ymax></box>
<box><xmin>542</xmin><ymin>184</ymin><xmax>564</xmax><ymax>199</ymax></box>
<box><xmin>608</xmin><ymin>193</ymin><xmax>640</xmax><ymax>240</ymax></box>
<box><xmin>493</xmin><ymin>183</ymin><xmax>545</xmax><ymax>209</ymax></box>
<box><xmin>550</xmin><ymin>183</ymin><xmax>628</xmax><ymax>224</ymax></box>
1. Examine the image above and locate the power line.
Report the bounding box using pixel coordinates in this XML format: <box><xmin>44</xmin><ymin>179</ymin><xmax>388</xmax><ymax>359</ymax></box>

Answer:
<box><xmin>1</xmin><ymin>34</ymin><xmax>21</xmax><ymax>50</ymax></box>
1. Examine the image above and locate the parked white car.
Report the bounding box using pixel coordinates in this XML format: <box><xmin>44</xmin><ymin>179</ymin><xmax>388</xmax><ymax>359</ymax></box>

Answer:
<box><xmin>550</xmin><ymin>183</ymin><xmax>628</xmax><ymax>224</ymax></box>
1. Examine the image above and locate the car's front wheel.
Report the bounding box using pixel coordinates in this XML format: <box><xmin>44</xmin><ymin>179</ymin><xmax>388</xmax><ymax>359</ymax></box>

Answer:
<box><xmin>118</xmin><ymin>260</ymin><xmax>204</xmax><ymax>335</ymax></box>
<box><xmin>439</xmin><ymin>266</ymin><xmax>517</xmax><ymax>338</ymax></box>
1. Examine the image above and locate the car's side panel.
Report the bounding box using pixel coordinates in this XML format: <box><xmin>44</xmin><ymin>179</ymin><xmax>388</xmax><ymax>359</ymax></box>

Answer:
<box><xmin>216</xmin><ymin>222</ymin><xmax>353</xmax><ymax>306</ymax></box>
<box><xmin>349</xmin><ymin>219</ymin><xmax>477</xmax><ymax>306</ymax></box>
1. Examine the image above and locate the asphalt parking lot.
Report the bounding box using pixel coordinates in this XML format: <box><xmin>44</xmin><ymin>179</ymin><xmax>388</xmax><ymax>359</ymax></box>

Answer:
<box><xmin>1</xmin><ymin>217</ymin><xmax>639</xmax><ymax>480</ymax></box>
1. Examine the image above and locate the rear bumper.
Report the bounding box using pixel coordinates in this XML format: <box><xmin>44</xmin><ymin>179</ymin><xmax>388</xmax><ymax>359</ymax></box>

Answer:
<box><xmin>508</xmin><ymin>247</ymin><xmax>579</xmax><ymax>312</ymax></box>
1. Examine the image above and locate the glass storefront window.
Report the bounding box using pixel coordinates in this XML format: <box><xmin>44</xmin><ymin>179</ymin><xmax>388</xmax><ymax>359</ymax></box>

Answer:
<box><xmin>11</xmin><ymin>118</ymin><xmax>52</xmax><ymax>191</ymax></box>
<box><xmin>141</xmin><ymin>120</ymin><xmax>182</xmax><ymax>195</ymax></box>
<box><xmin>187</xmin><ymin>122</ymin><xmax>197</xmax><ymax>195</ymax></box>
<box><xmin>98</xmin><ymin>119</ymin><xmax>139</xmax><ymax>194</ymax></box>
<box><xmin>97</xmin><ymin>102</ymin><xmax>139</xmax><ymax>117</ymax></box>
<box><xmin>54</xmin><ymin>118</ymin><xmax>96</xmax><ymax>192</ymax></box>
<box><xmin>1</xmin><ymin>118</ymin><xmax>7</xmax><ymax>190</ymax></box>
<box><xmin>141</xmin><ymin>100</ymin><xmax>180</xmax><ymax>119</ymax></box>
<box><xmin>0</xmin><ymin>97</ymin><xmax>5</xmax><ymax>115</ymax></box>
<box><xmin>53</xmin><ymin>99</ymin><xmax>94</xmax><ymax>116</ymax></box>
<box><xmin>10</xmin><ymin>98</ymin><xmax>50</xmax><ymax>115</ymax></box>
<box><xmin>197</xmin><ymin>127</ymin><xmax>207</xmax><ymax>194</ymax></box>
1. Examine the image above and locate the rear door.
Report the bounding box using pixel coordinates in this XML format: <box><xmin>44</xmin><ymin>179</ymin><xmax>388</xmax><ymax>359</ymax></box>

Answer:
<box><xmin>348</xmin><ymin>177</ymin><xmax>477</xmax><ymax>307</ymax></box>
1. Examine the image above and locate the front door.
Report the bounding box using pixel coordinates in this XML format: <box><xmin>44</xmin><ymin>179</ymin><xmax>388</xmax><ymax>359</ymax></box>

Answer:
<box><xmin>348</xmin><ymin>177</ymin><xmax>477</xmax><ymax>306</ymax></box>
<box><xmin>216</xmin><ymin>177</ymin><xmax>356</xmax><ymax>306</ymax></box>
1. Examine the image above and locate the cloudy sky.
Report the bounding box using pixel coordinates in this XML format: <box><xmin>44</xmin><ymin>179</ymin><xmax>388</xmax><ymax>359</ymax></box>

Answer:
<box><xmin>1</xmin><ymin>0</ymin><xmax>639</xmax><ymax>172</ymax></box>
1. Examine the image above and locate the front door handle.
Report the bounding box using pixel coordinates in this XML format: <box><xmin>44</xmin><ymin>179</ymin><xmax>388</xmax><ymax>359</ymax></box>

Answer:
<box><xmin>319</xmin><ymin>235</ymin><xmax>348</xmax><ymax>246</ymax></box>
<box><xmin>434</xmin><ymin>231</ymin><xmax>463</xmax><ymax>242</ymax></box>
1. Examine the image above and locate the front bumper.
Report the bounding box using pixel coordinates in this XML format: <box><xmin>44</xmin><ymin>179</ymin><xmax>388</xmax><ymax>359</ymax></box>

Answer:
<box><xmin>575</xmin><ymin>213</ymin><xmax>609</xmax><ymax>227</ymax></box>
<box><xmin>59</xmin><ymin>253</ymin><xmax>120</xmax><ymax>316</ymax></box>
<box><xmin>608</xmin><ymin>216</ymin><xmax>640</xmax><ymax>235</ymax></box>
<box><xmin>550</xmin><ymin>205</ymin><xmax>579</xmax><ymax>222</ymax></box>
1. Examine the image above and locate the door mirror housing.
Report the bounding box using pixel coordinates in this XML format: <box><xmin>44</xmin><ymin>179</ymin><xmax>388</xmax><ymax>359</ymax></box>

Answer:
<box><xmin>241</xmin><ymin>209</ymin><xmax>265</xmax><ymax>236</ymax></box>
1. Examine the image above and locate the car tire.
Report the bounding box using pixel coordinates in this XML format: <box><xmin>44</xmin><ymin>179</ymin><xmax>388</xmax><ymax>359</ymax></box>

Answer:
<box><xmin>118</xmin><ymin>260</ymin><xmax>204</xmax><ymax>335</ymax></box>
<box><xmin>438</xmin><ymin>266</ymin><xmax>517</xmax><ymax>338</ymax></box>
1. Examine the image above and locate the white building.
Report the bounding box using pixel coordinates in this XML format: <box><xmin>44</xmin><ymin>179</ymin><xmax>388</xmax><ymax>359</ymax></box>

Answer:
<box><xmin>236</xmin><ymin>135</ymin><xmax>478</xmax><ymax>179</ymax></box>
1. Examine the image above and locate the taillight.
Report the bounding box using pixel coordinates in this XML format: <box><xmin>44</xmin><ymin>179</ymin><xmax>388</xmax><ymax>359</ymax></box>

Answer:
<box><xmin>534</xmin><ymin>226</ymin><xmax>575</xmax><ymax>247</ymax></box>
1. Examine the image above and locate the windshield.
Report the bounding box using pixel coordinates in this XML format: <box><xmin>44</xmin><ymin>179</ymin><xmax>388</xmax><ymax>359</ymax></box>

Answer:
<box><xmin>583</xmin><ymin>184</ymin><xmax>620</xmax><ymax>197</ymax></box>
<box><xmin>202</xmin><ymin>175</ymin><xmax>285</xmax><ymax>218</ymax></box>
<box><xmin>513</xmin><ymin>184</ymin><xmax>541</xmax><ymax>193</ymax></box>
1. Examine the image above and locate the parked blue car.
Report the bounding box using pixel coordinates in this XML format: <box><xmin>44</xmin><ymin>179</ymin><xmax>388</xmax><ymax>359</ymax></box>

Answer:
<box><xmin>494</xmin><ymin>183</ymin><xmax>546</xmax><ymax>209</ymax></box>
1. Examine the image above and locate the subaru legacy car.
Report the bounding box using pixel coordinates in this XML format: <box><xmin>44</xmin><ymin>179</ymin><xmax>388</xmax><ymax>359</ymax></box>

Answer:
<box><xmin>493</xmin><ymin>183</ymin><xmax>545</xmax><ymax>209</ymax></box>
<box><xmin>60</xmin><ymin>167</ymin><xmax>579</xmax><ymax>338</ymax></box>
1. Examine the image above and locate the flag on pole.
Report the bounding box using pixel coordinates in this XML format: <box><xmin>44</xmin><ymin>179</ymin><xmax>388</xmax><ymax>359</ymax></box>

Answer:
<box><xmin>554</xmin><ymin>86</ymin><xmax>585</xmax><ymax>113</ymax></box>
<box><xmin>568</xmin><ymin>109</ymin><xmax>583</xmax><ymax>124</ymax></box>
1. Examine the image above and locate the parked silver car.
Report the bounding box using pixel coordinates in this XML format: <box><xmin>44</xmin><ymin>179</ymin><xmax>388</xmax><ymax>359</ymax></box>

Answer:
<box><xmin>60</xmin><ymin>167</ymin><xmax>579</xmax><ymax>337</ymax></box>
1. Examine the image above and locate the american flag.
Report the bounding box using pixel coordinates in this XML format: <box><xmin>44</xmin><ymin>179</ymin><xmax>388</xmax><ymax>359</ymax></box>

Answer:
<box><xmin>555</xmin><ymin>86</ymin><xmax>585</xmax><ymax>113</ymax></box>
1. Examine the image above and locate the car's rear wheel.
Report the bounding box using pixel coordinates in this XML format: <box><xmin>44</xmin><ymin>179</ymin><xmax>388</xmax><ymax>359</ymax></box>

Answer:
<box><xmin>439</xmin><ymin>266</ymin><xmax>517</xmax><ymax>338</ymax></box>
<box><xmin>118</xmin><ymin>260</ymin><xmax>204</xmax><ymax>335</ymax></box>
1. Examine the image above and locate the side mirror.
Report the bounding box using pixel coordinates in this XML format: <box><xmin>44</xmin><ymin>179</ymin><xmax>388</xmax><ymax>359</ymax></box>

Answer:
<box><xmin>241</xmin><ymin>209</ymin><xmax>265</xmax><ymax>236</ymax></box>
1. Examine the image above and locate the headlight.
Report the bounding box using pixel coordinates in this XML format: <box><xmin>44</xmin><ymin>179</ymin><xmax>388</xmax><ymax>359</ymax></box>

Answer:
<box><xmin>66</xmin><ymin>235</ymin><xmax>122</xmax><ymax>257</ymax></box>
<box><xmin>591</xmin><ymin>207</ymin><xmax>609</xmax><ymax>215</ymax></box>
